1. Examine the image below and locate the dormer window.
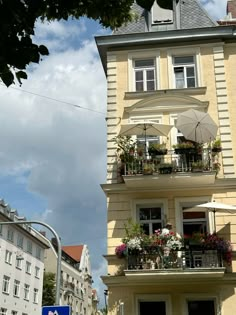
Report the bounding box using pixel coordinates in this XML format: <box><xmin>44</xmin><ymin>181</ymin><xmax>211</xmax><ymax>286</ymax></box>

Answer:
<box><xmin>152</xmin><ymin>1</ymin><xmax>173</xmax><ymax>25</ymax></box>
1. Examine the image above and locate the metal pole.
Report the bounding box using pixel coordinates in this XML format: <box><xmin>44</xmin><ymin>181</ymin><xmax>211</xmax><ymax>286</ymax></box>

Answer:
<box><xmin>0</xmin><ymin>220</ymin><xmax>61</xmax><ymax>305</ymax></box>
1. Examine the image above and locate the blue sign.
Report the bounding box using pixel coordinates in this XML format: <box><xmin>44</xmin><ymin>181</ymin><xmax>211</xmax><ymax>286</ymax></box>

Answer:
<box><xmin>42</xmin><ymin>306</ymin><xmax>71</xmax><ymax>315</ymax></box>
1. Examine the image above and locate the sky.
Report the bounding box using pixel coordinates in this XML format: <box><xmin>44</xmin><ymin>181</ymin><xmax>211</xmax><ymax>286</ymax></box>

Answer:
<box><xmin>0</xmin><ymin>0</ymin><xmax>228</xmax><ymax>308</ymax></box>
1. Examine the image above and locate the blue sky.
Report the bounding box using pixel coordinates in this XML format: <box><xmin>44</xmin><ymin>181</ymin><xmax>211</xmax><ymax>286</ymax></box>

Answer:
<box><xmin>0</xmin><ymin>0</ymin><xmax>228</xmax><ymax>307</ymax></box>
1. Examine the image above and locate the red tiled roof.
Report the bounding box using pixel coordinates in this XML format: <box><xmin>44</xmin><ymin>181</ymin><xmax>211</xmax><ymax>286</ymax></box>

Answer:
<box><xmin>62</xmin><ymin>245</ymin><xmax>83</xmax><ymax>262</ymax></box>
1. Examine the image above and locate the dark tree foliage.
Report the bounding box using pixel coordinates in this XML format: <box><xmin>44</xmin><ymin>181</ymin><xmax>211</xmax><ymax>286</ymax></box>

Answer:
<box><xmin>42</xmin><ymin>272</ymin><xmax>56</xmax><ymax>306</ymax></box>
<box><xmin>0</xmin><ymin>0</ymin><xmax>174</xmax><ymax>86</ymax></box>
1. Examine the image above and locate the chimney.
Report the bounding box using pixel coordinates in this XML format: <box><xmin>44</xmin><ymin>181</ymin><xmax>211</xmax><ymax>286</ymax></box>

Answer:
<box><xmin>227</xmin><ymin>0</ymin><xmax>236</xmax><ymax>18</ymax></box>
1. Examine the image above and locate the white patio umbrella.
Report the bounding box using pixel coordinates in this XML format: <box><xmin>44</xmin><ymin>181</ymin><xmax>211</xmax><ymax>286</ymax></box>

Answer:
<box><xmin>119</xmin><ymin>121</ymin><xmax>173</xmax><ymax>156</ymax></box>
<box><xmin>184</xmin><ymin>201</ymin><xmax>236</xmax><ymax>233</ymax></box>
<box><xmin>176</xmin><ymin>109</ymin><xmax>218</xmax><ymax>143</ymax></box>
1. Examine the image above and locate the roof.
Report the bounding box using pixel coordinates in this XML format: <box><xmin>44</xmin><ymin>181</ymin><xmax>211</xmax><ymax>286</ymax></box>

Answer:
<box><xmin>62</xmin><ymin>245</ymin><xmax>84</xmax><ymax>262</ymax></box>
<box><xmin>113</xmin><ymin>0</ymin><xmax>216</xmax><ymax>35</ymax></box>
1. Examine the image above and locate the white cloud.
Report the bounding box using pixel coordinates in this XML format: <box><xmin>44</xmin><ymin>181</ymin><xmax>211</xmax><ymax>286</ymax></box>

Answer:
<box><xmin>200</xmin><ymin>0</ymin><xmax>228</xmax><ymax>20</ymax></box>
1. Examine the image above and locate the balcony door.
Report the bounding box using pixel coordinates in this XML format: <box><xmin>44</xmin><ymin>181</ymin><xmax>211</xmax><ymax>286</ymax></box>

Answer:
<box><xmin>139</xmin><ymin>301</ymin><xmax>166</xmax><ymax>315</ymax></box>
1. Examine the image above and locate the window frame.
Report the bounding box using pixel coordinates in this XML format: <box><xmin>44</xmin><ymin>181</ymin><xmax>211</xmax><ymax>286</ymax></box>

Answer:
<box><xmin>33</xmin><ymin>288</ymin><xmax>39</xmax><ymax>304</ymax></box>
<box><xmin>5</xmin><ymin>250</ymin><xmax>12</xmax><ymax>265</ymax></box>
<box><xmin>0</xmin><ymin>308</ymin><xmax>7</xmax><ymax>315</ymax></box>
<box><xmin>23</xmin><ymin>283</ymin><xmax>30</xmax><ymax>301</ymax></box>
<box><xmin>13</xmin><ymin>279</ymin><xmax>20</xmax><ymax>297</ymax></box>
<box><xmin>175</xmin><ymin>197</ymin><xmax>213</xmax><ymax>235</ymax></box>
<box><xmin>135</xmin><ymin>294</ymin><xmax>172</xmax><ymax>315</ymax></box>
<box><xmin>15</xmin><ymin>256</ymin><xmax>22</xmax><ymax>269</ymax></box>
<box><xmin>2</xmin><ymin>275</ymin><xmax>10</xmax><ymax>294</ymax></box>
<box><xmin>133</xmin><ymin>58</ymin><xmax>156</xmax><ymax>92</ymax></box>
<box><xmin>181</xmin><ymin>294</ymin><xmax>219</xmax><ymax>315</ymax></box>
<box><xmin>173</xmin><ymin>56</ymin><xmax>197</xmax><ymax>89</ymax></box>
<box><xmin>167</xmin><ymin>47</ymin><xmax>202</xmax><ymax>89</ymax></box>
<box><xmin>128</xmin><ymin>50</ymin><xmax>160</xmax><ymax>92</ymax></box>
<box><xmin>17</xmin><ymin>234</ymin><xmax>24</xmax><ymax>249</ymax></box>
<box><xmin>7</xmin><ymin>228</ymin><xmax>14</xmax><ymax>242</ymax></box>
<box><xmin>35</xmin><ymin>266</ymin><xmax>40</xmax><ymax>278</ymax></box>
<box><xmin>132</xmin><ymin>199</ymin><xmax>168</xmax><ymax>236</ymax></box>
<box><xmin>25</xmin><ymin>261</ymin><xmax>32</xmax><ymax>275</ymax></box>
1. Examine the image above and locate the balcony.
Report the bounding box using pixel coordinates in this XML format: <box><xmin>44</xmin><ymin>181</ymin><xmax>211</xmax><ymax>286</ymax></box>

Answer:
<box><xmin>120</xmin><ymin>149</ymin><xmax>218</xmax><ymax>188</ymax></box>
<box><xmin>123</xmin><ymin>246</ymin><xmax>226</xmax><ymax>280</ymax></box>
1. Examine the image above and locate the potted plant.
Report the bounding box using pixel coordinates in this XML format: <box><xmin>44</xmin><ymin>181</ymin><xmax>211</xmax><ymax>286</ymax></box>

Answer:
<box><xmin>191</xmin><ymin>160</ymin><xmax>205</xmax><ymax>172</ymax></box>
<box><xmin>136</xmin><ymin>144</ymin><xmax>145</xmax><ymax>157</ymax></box>
<box><xmin>113</xmin><ymin>135</ymin><xmax>136</xmax><ymax>162</ymax></box>
<box><xmin>159</xmin><ymin>162</ymin><xmax>173</xmax><ymax>174</ymax></box>
<box><xmin>143</xmin><ymin>161</ymin><xmax>154</xmax><ymax>175</ymax></box>
<box><xmin>148</xmin><ymin>143</ymin><xmax>167</xmax><ymax>156</ymax></box>
<box><xmin>173</xmin><ymin>141</ymin><xmax>195</xmax><ymax>154</ymax></box>
<box><xmin>212</xmin><ymin>138</ymin><xmax>222</xmax><ymax>153</ymax></box>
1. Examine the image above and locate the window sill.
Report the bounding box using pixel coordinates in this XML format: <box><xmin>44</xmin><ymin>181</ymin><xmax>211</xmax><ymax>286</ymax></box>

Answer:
<box><xmin>125</xmin><ymin>87</ymin><xmax>207</xmax><ymax>100</ymax></box>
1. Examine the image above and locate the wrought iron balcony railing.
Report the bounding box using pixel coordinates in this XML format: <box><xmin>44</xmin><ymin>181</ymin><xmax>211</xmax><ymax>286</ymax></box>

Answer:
<box><xmin>121</xmin><ymin>148</ymin><xmax>219</xmax><ymax>176</ymax></box>
<box><xmin>126</xmin><ymin>246</ymin><xmax>223</xmax><ymax>271</ymax></box>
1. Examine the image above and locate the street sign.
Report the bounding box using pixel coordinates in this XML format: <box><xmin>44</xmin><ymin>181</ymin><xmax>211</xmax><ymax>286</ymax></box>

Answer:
<box><xmin>42</xmin><ymin>306</ymin><xmax>71</xmax><ymax>315</ymax></box>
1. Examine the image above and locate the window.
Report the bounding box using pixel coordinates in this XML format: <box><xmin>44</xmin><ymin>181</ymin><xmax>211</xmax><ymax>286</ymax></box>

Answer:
<box><xmin>187</xmin><ymin>300</ymin><xmax>215</xmax><ymax>315</ymax></box>
<box><xmin>2</xmin><ymin>275</ymin><xmax>10</xmax><ymax>294</ymax></box>
<box><xmin>182</xmin><ymin>207</ymin><xmax>207</xmax><ymax>236</ymax></box>
<box><xmin>138</xmin><ymin>205</ymin><xmax>163</xmax><ymax>235</ymax></box>
<box><xmin>26</xmin><ymin>240</ymin><xmax>32</xmax><ymax>254</ymax></box>
<box><xmin>25</xmin><ymin>261</ymin><xmax>31</xmax><ymax>274</ymax></box>
<box><xmin>12</xmin><ymin>311</ymin><xmax>17</xmax><ymax>315</ymax></box>
<box><xmin>0</xmin><ymin>308</ymin><xmax>7</xmax><ymax>315</ymax></box>
<box><xmin>17</xmin><ymin>235</ymin><xmax>24</xmax><ymax>249</ymax></box>
<box><xmin>7</xmin><ymin>228</ymin><xmax>14</xmax><ymax>242</ymax></box>
<box><xmin>35</xmin><ymin>247</ymin><xmax>41</xmax><ymax>259</ymax></box>
<box><xmin>0</xmin><ymin>224</ymin><xmax>2</xmax><ymax>235</ymax></box>
<box><xmin>140</xmin><ymin>301</ymin><xmax>166</xmax><ymax>315</ymax></box>
<box><xmin>134</xmin><ymin>59</ymin><xmax>156</xmax><ymax>92</ymax></box>
<box><xmin>15</xmin><ymin>256</ymin><xmax>22</xmax><ymax>269</ymax></box>
<box><xmin>33</xmin><ymin>288</ymin><xmax>38</xmax><ymax>304</ymax></box>
<box><xmin>13</xmin><ymin>280</ymin><xmax>20</xmax><ymax>297</ymax></box>
<box><xmin>173</xmin><ymin>56</ymin><xmax>196</xmax><ymax>88</ymax></box>
<box><xmin>35</xmin><ymin>266</ymin><xmax>40</xmax><ymax>278</ymax></box>
<box><xmin>5</xmin><ymin>250</ymin><xmax>12</xmax><ymax>264</ymax></box>
<box><xmin>24</xmin><ymin>284</ymin><xmax>30</xmax><ymax>300</ymax></box>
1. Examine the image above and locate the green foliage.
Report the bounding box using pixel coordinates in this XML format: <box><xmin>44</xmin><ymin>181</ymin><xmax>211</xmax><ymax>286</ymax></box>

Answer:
<box><xmin>212</xmin><ymin>138</ymin><xmax>221</xmax><ymax>148</ymax></box>
<box><xmin>122</xmin><ymin>218</ymin><xmax>145</xmax><ymax>244</ymax></box>
<box><xmin>42</xmin><ymin>272</ymin><xmax>56</xmax><ymax>306</ymax></box>
<box><xmin>0</xmin><ymin>0</ymin><xmax>176</xmax><ymax>86</ymax></box>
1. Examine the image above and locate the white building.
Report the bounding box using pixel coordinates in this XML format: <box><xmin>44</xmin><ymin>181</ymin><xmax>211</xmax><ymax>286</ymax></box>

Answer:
<box><xmin>0</xmin><ymin>200</ymin><xmax>49</xmax><ymax>315</ymax></box>
<box><xmin>43</xmin><ymin>240</ymin><xmax>96</xmax><ymax>315</ymax></box>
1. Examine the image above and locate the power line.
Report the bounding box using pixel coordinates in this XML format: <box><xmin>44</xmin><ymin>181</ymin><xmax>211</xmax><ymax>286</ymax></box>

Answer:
<box><xmin>0</xmin><ymin>83</ymin><xmax>106</xmax><ymax>116</ymax></box>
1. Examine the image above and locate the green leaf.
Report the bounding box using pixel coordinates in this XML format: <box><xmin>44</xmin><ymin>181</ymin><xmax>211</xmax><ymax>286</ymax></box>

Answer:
<box><xmin>39</xmin><ymin>45</ymin><xmax>49</xmax><ymax>56</ymax></box>
<box><xmin>1</xmin><ymin>70</ymin><xmax>14</xmax><ymax>87</ymax></box>
<box><xmin>137</xmin><ymin>0</ymin><xmax>155</xmax><ymax>11</ymax></box>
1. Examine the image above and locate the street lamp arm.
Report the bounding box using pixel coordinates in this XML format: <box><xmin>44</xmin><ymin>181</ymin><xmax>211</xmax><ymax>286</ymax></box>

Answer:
<box><xmin>0</xmin><ymin>220</ymin><xmax>61</xmax><ymax>305</ymax></box>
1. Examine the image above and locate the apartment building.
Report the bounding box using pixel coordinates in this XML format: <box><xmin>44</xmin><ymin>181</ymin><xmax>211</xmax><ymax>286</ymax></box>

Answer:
<box><xmin>96</xmin><ymin>0</ymin><xmax>236</xmax><ymax>314</ymax></box>
<box><xmin>43</xmin><ymin>240</ymin><xmax>96</xmax><ymax>315</ymax></box>
<box><xmin>0</xmin><ymin>200</ymin><xmax>48</xmax><ymax>315</ymax></box>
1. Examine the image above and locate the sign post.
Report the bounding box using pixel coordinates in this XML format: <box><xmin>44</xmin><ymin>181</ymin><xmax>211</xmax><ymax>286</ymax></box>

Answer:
<box><xmin>42</xmin><ymin>306</ymin><xmax>71</xmax><ymax>315</ymax></box>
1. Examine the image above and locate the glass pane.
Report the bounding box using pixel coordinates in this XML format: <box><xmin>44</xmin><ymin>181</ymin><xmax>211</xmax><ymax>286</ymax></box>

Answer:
<box><xmin>136</xmin><ymin>82</ymin><xmax>144</xmax><ymax>91</ymax></box>
<box><xmin>139</xmin><ymin>208</ymin><xmax>150</xmax><ymax>220</ymax></box>
<box><xmin>183</xmin><ymin>212</ymin><xmax>206</xmax><ymax>219</ymax></box>
<box><xmin>183</xmin><ymin>223</ymin><xmax>206</xmax><ymax>235</ymax></box>
<box><xmin>141</xmin><ymin>223</ymin><xmax>149</xmax><ymax>235</ymax></box>
<box><xmin>150</xmin><ymin>207</ymin><xmax>162</xmax><ymax>220</ymax></box>
<box><xmin>146</xmin><ymin>81</ymin><xmax>155</xmax><ymax>91</ymax></box>
<box><xmin>146</xmin><ymin>70</ymin><xmax>154</xmax><ymax>80</ymax></box>
<box><xmin>187</xmin><ymin>78</ymin><xmax>196</xmax><ymax>87</ymax></box>
<box><xmin>135</xmin><ymin>71</ymin><xmax>143</xmax><ymax>81</ymax></box>
<box><xmin>187</xmin><ymin>66</ymin><xmax>195</xmax><ymax>76</ymax></box>
<box><xmin>174</xmin><ymin>56</ymin><xmax>194</xmax><ymax>64</ymax></box>
<box><xmin>188</xmin><ymin>300</ymin><xmax>215</xmax><ymax>315</ymax></box>
<box><xmin>176</xmin><ymin>79</ymin><xmax>185</xmax><ymax>89</ymax></box>
<box><xmin>152</xmin><ymin>222</ymin><xmax>162</xmax><ymax>233</ymax></box>
<box><xmin>140</xmin><ymin>301</ymin><xmax>166</xmax><ymax>315</ymax></box>
<box><xmin>135</xmin><ymin>59</ymin><xmax>154</xmax><ymax>67</ymax></box>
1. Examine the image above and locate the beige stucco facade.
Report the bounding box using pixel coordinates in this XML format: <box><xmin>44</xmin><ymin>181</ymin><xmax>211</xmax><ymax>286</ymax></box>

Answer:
<box><xmin>97</xmin><ymin>5</ymin><xmax>236</xmax><ymax>314</ymax></box>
